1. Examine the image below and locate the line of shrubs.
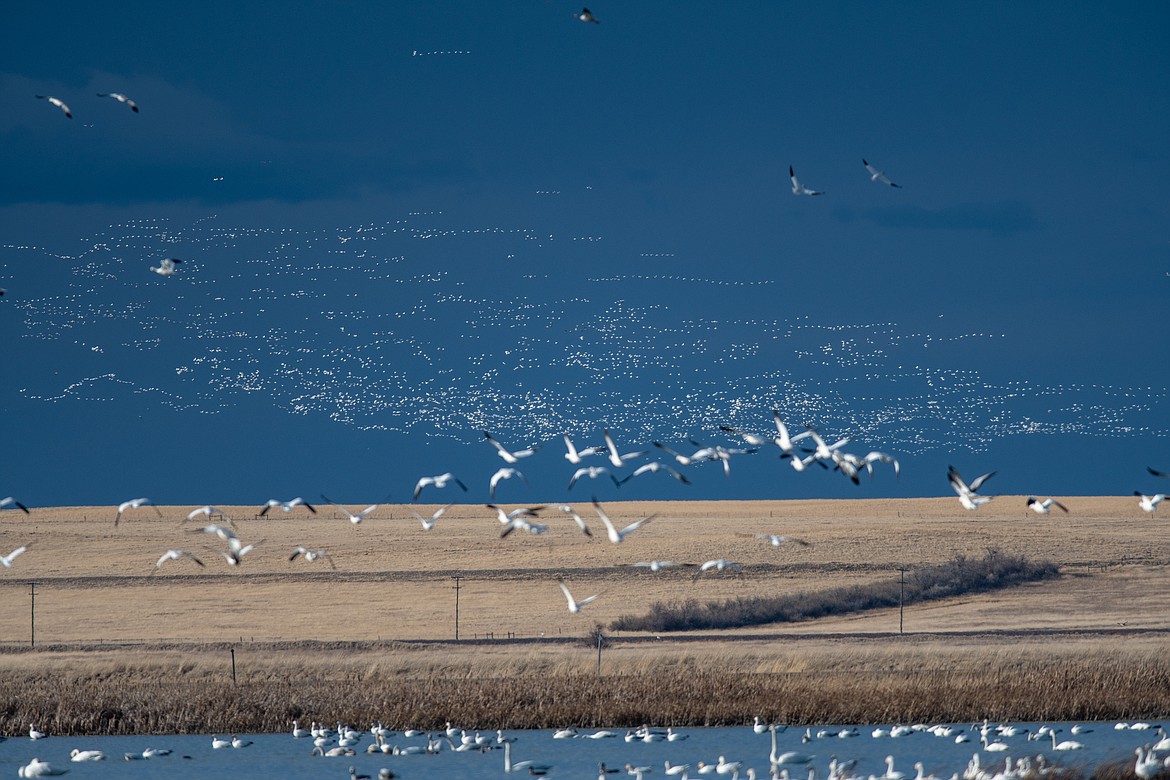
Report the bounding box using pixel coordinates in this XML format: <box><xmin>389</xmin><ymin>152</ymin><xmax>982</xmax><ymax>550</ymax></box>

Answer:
<box><xmin>610</xmin><ymin>548</ymin><xmax>1059</xmax><ymax>632</ymax></box>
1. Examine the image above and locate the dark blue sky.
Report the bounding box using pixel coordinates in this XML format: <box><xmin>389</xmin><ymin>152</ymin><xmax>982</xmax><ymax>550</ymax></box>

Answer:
<box><xmin>2</xmin><ymin>3</ymin><xmax>1167</xmax><ymax>507</ymax></box>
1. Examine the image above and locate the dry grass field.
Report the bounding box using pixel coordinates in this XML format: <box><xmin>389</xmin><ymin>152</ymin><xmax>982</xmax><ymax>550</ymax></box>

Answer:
<box><xmin>1</xmin><ymin>496</ymin><xmax>1167</xmax><ymax>733</ymax></box>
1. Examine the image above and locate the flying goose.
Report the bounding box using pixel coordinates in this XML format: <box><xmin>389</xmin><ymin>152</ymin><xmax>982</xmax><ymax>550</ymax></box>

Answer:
<box><xmin>863</xmin><ymin>158</ymin><xmax>902</xmax><ymax>187</ymax></box>
<box><xmin>484</xmin><ymin>431</ymin><xmax>540</xmax><ymax>463</ymax></box>
<box><xmin>97</xmin><ymin>92</ymin><xmax>139</xmax><ymax>112</ymax></box>
<box><xmin>789</xmin><ymin>165</ymin><xmax>823</xmax><ymax>196</ymax></box>
<box><xmin>115</xmin><ymin>497</ymin><xmax>161</xmax><ymax>526</ymax></box>
<box><xmin>35</xmin><ymin>95</ymin><xmax>71</xmax><ymax>118</ymax></box>
<box><xmin>413</xmin><ymin>472</ymin><xmax>467</xmax><ymax>501</ymax></box>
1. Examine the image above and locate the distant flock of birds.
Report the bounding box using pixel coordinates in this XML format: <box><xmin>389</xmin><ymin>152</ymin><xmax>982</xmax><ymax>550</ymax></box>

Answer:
<box><xmin>2</xmin><ymin>410</ymin><xmax>1166</xmax><ymax>617</ymax></box>
<box><xmin>10</xmin><ymin>715</ymin><xmax>1170</xmax><ymax>779</ymax></box>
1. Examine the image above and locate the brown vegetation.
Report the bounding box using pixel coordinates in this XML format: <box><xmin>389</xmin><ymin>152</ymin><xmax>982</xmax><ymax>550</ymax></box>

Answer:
<box><xmin>0</xmin><ymin>496</ymin><xmax>1167</xmax><ymax>733</ymax></box>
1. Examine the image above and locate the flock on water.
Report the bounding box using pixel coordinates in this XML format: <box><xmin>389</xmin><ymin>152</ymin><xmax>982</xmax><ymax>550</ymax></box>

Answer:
<box><xmin>8</xmin><ymin>717</ymin><xmax>1170</xmax><ymax>778</ymax></box>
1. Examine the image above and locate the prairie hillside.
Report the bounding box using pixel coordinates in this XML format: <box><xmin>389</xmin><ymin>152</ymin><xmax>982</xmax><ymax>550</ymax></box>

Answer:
<box><xmin>1</xmin><ymin>496</ymin><xmax>1168</xmax><ymax>732</ymax></box>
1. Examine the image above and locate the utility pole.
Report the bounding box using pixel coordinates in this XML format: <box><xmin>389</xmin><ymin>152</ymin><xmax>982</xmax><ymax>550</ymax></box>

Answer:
<box><xmin>29</xmin><ymin>582</ymin><xmax>36</xmax><ymax>648</ymax></box>
<box><xmin>897</xmin><ymin>567</ymin><xmax>907</xmax><ymax>634</ymax></box>
<box><xmin>596</xmin><ymin>631</ymin><xmax>603</xmax><ymax>675</ymax></box>
<box><xmin>453</xmin><ymin>576</ymin><xmax>463</xmax><ymax>641</ymax></box>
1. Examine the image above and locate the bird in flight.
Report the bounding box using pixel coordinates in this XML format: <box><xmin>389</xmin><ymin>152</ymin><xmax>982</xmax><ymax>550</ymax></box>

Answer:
<box><xmin>1027</xmin><ymin>497</ymin><xmax>1068</xmax><ymax>514</ymax></box>
<box><xmin>186</xmin><ymin>506</ymin><xmax>235</xmax><ymax>527</ymax></box>
<box><xmin>36</xmin><ymin>94</ymin><xmax>72</xmax><ymax>118</ymax></box>
<box><xmin>490</xmin><ymin>467</ymin><xmax>528</xmax><ymax>499</ymax></box>
<box><xmin>789</xmin><ymin>166</ymin><xmax>823</xmax><ymax>196</ymax></box>
<box><xmin>630</xmin><ymin>560</ymin><xmax>689</xmax><ymax>572</ymax></box>
<box><xmin>576</xmin><ymin>8</ymin><xmax>600</xmax><ymax>23</ymax></box>
<box><xmin>260</xmin><ymin>497</ymin><xmax>316</xmax><ymax>517</ymax></box>
<box><xmin>413</xmin><ymin>472</ymin><xmax>467</xmax><ymax>501</ymax></box>
<box><xmin>1</xmin><ymin>496</ymin><xmax>30</xmax><ymax>514</ymax></box>
<box><xmin>557</xmin><ymin>579</ymin><xmax>600</xmax><ymax>613</ymax></box>
<box><xmin>149</xmin><ymin>258</ymin><xmax>181</xmax><ymax>276</ymax></box>
<box><xmin>1134</xmin><ymin>492</ymin><xmax>1168</xmax><ymax>513</ymax></box>
<box><xmin>97</xmin><ymin>92</ymin><xmax>139</xmax><ymax>112</ymax></box>
<box><xmin>616</xmin><ymin>461</ymin><xmax>690</xmax><ymax>486</ymax></box>
<box><xmin>563</xmin><ymin>434</ymin><xmax>605</xmax><ymax>465</ymax></box>
<box><xmin>568</xmin><ymin>466</ymin><xmax>618</xmax><ymax>490</ymax></box>
<box><xmin>692</xmin><ymin>559</ymin><xmax>742</xmax><ymax>581</ymax></box>
<box><xmin>320</xmin><ymin>494</ymin><xmax>386</xmax><ymax>524</ymax></box>
<box><xmin>1147</xmin><ymin>466</ymin><xmax>1170</xmax><ymax>479</ymax></box>
<box><xmin>484</xmin><ymin>431</ymin><xmax>540</xmax><ymax>463</ymax></box>
<box><xmin>289</xmin><ymin>547</ymin><xmax>336</xmax><ymax>569</ymax></box>
<box><xmin>115</xmin><ymin>497</ymin><xmax>161</xmax><ymax>526</ymax></box>
<box><xmin>749</xmin><ymin>533</ymin><xmax>811</xmax><ymax>547</ymax></box>
<box><xmin>1</xmin><ymin>545</ymin><xmax>29</xmax><ymax>568</ymax></box>
<box><xmin>553</xmin><ymin>504</ymin><xmax>592</xmax><ymax>537</ymax></box>
<box><xmin>947</xmin><ymin>465</ymin><xmax>996</xmax><ymax>510</ymax></box>
<box><xmin>863</xmin><ymin>159</ymin><xmax>901</xmax><ymax>188</ymax></box>
<box><xmin>408</xmin><ymin>503</ymin><xmax>452</xmax><ymax>530</ymax></box>
<box><xmin>151</xmin><ymin>549</ymin><xmax>204</xmax><ymax>573</ymax></box>
<box><xmin>591</xmin><ymin>498</ymin><xmax>655</xmax><ymax>543</ymax></box>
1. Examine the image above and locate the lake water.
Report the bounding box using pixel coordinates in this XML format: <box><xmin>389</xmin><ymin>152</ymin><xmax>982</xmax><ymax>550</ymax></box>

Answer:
<box><xmin>0</xmin><ymin>722</ymin><xmax>1160</xmax><ymax>779</ymax></box>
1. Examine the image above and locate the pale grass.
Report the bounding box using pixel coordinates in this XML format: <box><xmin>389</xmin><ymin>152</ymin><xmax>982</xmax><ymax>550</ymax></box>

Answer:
<box><xmin>1</xmin><ymin>497</ymin><xmax>1168</xmax><ymax>732</ymax></box>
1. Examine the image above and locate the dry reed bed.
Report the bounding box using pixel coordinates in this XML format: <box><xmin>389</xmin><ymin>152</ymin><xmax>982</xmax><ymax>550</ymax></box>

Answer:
<box><xmin>1</xmin><ymin>638</ymin><xmax>1168</xmax><ymax>735</ymax></box>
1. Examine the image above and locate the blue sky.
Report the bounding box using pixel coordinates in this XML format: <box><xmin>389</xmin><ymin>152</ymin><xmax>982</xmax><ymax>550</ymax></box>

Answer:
<box><xmin>1</xmin><ymin>3</ymin><xmax>1167</xmax><ymax>507</ymax></box>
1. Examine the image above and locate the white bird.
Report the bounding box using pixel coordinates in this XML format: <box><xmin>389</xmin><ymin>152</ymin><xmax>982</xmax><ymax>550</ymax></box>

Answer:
<box><xmin>18</xmin><ymin>758</ymin><xmax>68</xmax><ymax>777</ymax></box>
<box><xmin>1049</xmin><ymin>731</ymin><xmax>1083</xmax><ymax>751</ymax></box>
<box><xmin>149</xmin><ymin>258</ymin><xmax>181</xmax><ymax>276</ymax></box>
<box><xmin>500</xmin><ymin>514</ymin><xmax>549</xmax><ymax>538</ymax></box>
<box><xmin>771</xmin><ymin>413</ymin><xmax>814</xmax><ymax>453</ymax></box>
<box><xmin>750</xmin><ymin>533</ymin><xmax>811</xmax><ymax>547</ymax></box>
<box><xmin>576</xmin><ymin>7</ymin><xmax>599</xmax><ymax>23</ymax></box>
<box><xmin>29</xmin><ymin>724</ymin><xmax>47</xmax><ymax>740</ymax></box>
<box><xmin>503</xmin><ymin>740</ymin><xmax>552</xmax><ymax>774</ymax></box>
<box><xmin>558</xmin><ymin>579</ymin><xmax>601</xmax><ymax>613</ymax></box>
<box><xmin>631</xmin><ymin>560</ymin><xmax>687</xmax><ymax>572</ymax></box>
<box><xmin>789</xmin><ymin>165</ymin><xmax>823</xmax><ymax>196</ymax></box>
<box><xmin>652</xmin><ymin>441</ymin><xmax>717</xmax><ymax>466</ymax></box>
<box><xmin>35</xmin><ymin>95</ymin><xmax>72</xmax><ymax>118</ymax></box>
<box><xmin>2</xmin><ymin>545</ymin><xmax>30</xmax><ymax>568</ymax></box>
<box><xmin>97</xmin><ymin>92</ymin><xmax>138</xmax><ymax>112</ymax></box>
<box><xmin>260</xmin><ymin>497</ymin><xmax>316</xmax><ymax>516</ymax></box>
<box><xmin>569</xmin><ymin>466</ymin><xmax>618</xmax><ymax>490</ymax></box>
<box><xmin>592</xmin><ymin>498</ymin><xmax>655</xmax><ymax>543</ymax></box>
<box><xmin>707</xmin><ymin>445</ymin><xmax>757</xmax><ymax>477</ymax></box>
<box><xmin>863</xmin><ymin>159</ymin><xmax>902</xmax><ymax>188</ymax></box>
<box><xmin>409</xmin><ymin>503</ymin><xmax>452</xmax><ymax>530</ymax></box>
<box><xmin>484</xmin><ymin>431</ymin><xmax>540</xmax><ymax>463</ymax></box>
<box><xmin>666</xmin><ymin>760</ymin><xmax>691</xmax><ymax>774</ymax></box>
<box><xmin>1</xmin><ymin>496</ymin><xmax>30</xmax><ymax>513</ymax></box>
<box><xmin>948</xmin><ymin>465</ymin><xmax>996</xmax><ymax>510</ymax></box>
<box><xmin>487</xmin><ymin>504</ymin><xmax>544</xmax><ymax>525</ymax></box>
<box><xmin>70</xmin><ymin>749</ymin><xmax>106</xmax><ymax>762</ymax></box>
<box><xmin>1135</xmin><ymin>746</ymin><xmax>1162</xmax><ymax>780</ymax></box>
<box><xmin>232</xmin><ymin>736</ymin><xmax>253</xmax><ymax>748</ymax></box>
<box><xmin>290</xmin><ymin>546</ymin><xmax>336</xmax><ymax>569</ymax></box>
<box><xmin>554</xmin><ymin>504</ymin><xmax>592</xmax><ymax>537</ymax></box>
<box><xmin>1135</xmin><ymin>491</ymin><xmax>1168</xmax><ymax>513</ymax></box>
<box><xmin>564</xmin><ymin>434</ymin><xmax>605</xmax><ymax>464</ymax></box>
<box><xmin>413</xmin><ymin>472</ymin><xmax>467</xmax><ymax>501</ymax></box>
<box><xmin>194</xmin><ymin>524</ymin><xmax>258</xmax><ymax>566</ymax></box>
<box><xmin>211</xmin><ymin>736</ymin><xmax>232</xmax><ymax>749</ymax></box>
<box><xmin>666</xmin><ymin>728</ymin><xmax>688</xmax><ymax>742</ymax></box>
<box><xmin>716</xmin><ymin>756</ymin><xmax>743</xmax><ymax>775</ymax></box>
<box><xmin>186</xmin><ymin>505</ymin><xmax>234</xmax><ymax>526</ymax></box>
<box><xmin>320</xmin><ymin>495</ymin><xmax>383</xmax><ymax>524</ymax></box>
<box><xmin>1027</xmin><ymin>497</ymin><xmax>1068</xmax><ymax>514</ymax></box>
<box><xmin>692</xmin><ymin>559</ymin><xmax>742</xmax><ymax>580</ymax></box>
<box><xmin>602</xmin><ymin>429</ymin><xmax>648</xmax><ymax>468</ymax></box>
<box><xmin>151</xmin><ymin>549</ymin><xmax>204</xmax><ymax>573</ymax></box>
<box><xmin>115</xmin><ymin>497</ymin><xmax>161</xmax><ymax>526</ymax></box>
<box><xmin>490</xmin><ymin>467</ymin><xmax>528</xmax><ymax>498</ymax></box>
<box><xmin>805</xmin><ymin>426</ymin><xmax>852</xmax><ymax>462</ymax></box>
<box><xmin>616</xmin><ymin>461</ymin><xmax>691</xmax><ymax>486</ymax></box>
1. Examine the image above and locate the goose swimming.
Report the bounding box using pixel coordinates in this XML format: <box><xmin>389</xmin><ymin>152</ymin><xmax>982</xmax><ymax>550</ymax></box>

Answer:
<box><xmin>18</xmin><ymin>758</ymin><xmax>68</xmax><ymax>777</ymax></box>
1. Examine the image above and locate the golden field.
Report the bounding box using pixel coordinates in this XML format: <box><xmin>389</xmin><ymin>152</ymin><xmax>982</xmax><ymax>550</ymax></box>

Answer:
<box><xmin>0</xmin><ymin>496</ymin><xmax>1167</xmax><ymax>733</ymax></box>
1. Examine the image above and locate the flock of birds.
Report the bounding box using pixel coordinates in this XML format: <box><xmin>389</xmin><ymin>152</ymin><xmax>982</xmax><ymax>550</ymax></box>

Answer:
<box><xmin>8</xmin><ymin>717</ymin><xmax>1170</xmax><ymax>779</ymax></box>
<box><xmin>1</xmin><ymin>410</ymin><xmax>1166</xmax><ymax>618</ymax></box>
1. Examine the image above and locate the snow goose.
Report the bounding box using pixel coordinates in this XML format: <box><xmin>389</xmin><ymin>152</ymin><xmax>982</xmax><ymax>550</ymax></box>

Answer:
<box><xmin>692</xmin><ymin>559</ymin><xmax>742</xmax><ymax>581</ymax></box>
<box><xmin>564</xmin><ymin>434</ymin><xmax>605</xmax><ymax>464</ymax></box>
<box><xmin>413</xmin><ymin>472</ymin><xmax>467</xmax><ymax>501</ymax></box>
<box><xmin>29</xmin><ymin>725</ymin><xmax>47</xmax><ymax>740</ymax></box>
<box><xmin>260</xmin><ymin>497</ymin><xmax>316</xmax><ymax>516</ymax></box>
<box><xmin>1026</xmin><ymin>497</ymin><xmax>1068</xmax><ymax>514</ymax></box>
<box><xmin>2</xmin><ymin>545</ymin><xmax>30</xmax><ymax>568</ymax></box>
<box><xmin>1</xmin><ymin>496</ymin><xmax>30</xmax><ymax>513</ymax></box>
<box><xmin>151</xmin><ymin>549</ymin><xmax>204</xmax><ymax>573</ymax></box>
<box><xmin>408</xmin><ymin>503</ymin><xmax>452</xmax><ymax>530</ymax></box>
<box><xmin>149</xmin><ymin>258</ymin><xmax>181</xmax><ymax>276</ymax></box>
<box><xmin>789</xmin><ymin>165</ymin><xmax>823</xmax><ymax>196</ymax></box>
<box><xmin>320</xmin><ymin>495</ymin><xmax>383</xmax><ymax>524</ymax></box>
<box><xmin>211</xmin><ymin>735</ymin><xmax>231</xmax><ymax>749</ymax></box>
<box><xmin>35</xmin><ymin>95</ymin><xmax>72</xmax><ymax>118</ymax></box>
<box><xmin>591</xmin><ymin>498</ymin><xmax>655</xmax><ymax>543</ymax></box>
<box><xmin>948</xmin><ymin>465</ymin><xmax>996</xmax><ymax>510</ymax></box>
<box><xmin>576</xmin><ymin>8</ymin><xmax>600</xmax><ymax>23</ymax></box>
<box><xmin>18</xmin><ymin>758</ymin><xmax>68</xmax><ymax>777</ymax></box>
<box><xmin>484</xmin><ymin>431</ymin><xmax>540</xmax><ymax>463</ymax></box>
<box><xmin>602</xmin><ymin>429</ymin><xmax>648</xmax><ymax>468</ymax></box>
<box><xmin>115</xmin><ymin>497</ymin><xmax>161</xmax><ymax>526</ymax></box>
<box><xmin>750</xmin><ymin>533</ymin><xmax>810</xmax><ymax>548</ymax></box>
<box><xmin>863</xmin><ymin>159</ymin><xmax>902</xmax><ymax>188</ymax></box>
<box><xmin>558</xmin><ymin>579</ymin><xmax>600</xmax><ymax>613</ymax></box>
<box><xmin>1135</xmin><ymin>492</ymin><xmax>1168</xmax><ymax>513</ymax></box>
<box><xmin>289</xmin><ymin>547</ymin><xmax>336</xmax><ymax>569</ymax></box>
<box><xmin>569</xmin><ymin>465</ymin><xmax>618</xmax><ymax>490</ymax></box>
<box><xmin>553</xmin><ymin>504</ymin><xmax>593</xmax><ymax>537</ymax></box>
<box><xmin>97</xmin><ymin>92</ymin><xmax>139</xmax><ymax>112</ymax></box>
<box><xmin>616</xmin><ymin>461</ymin><xmax>691</xmax><ymax>486</ymax></box>
<box><xmin>490</xmin><ymin>467</ymin><xmax>528</xmax><ymax>498</ymax></box>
